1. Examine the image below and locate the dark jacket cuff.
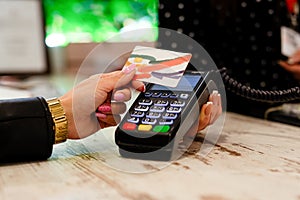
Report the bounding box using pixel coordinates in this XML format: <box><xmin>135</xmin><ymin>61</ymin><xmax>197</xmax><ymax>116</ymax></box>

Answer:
<box><xmin>0</xmin><ymin>97</ymin><xmax>55</xmax><ymax>162</ymax></box>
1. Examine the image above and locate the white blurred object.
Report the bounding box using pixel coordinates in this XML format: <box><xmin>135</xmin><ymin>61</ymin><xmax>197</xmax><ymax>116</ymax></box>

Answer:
<box><xmin>0</xmin><ymin>86</ymin><xmax>32</xmax><ymax>100</ymax></box>
<box><xmin>281</xmin><ymin>26</ymin><xmax>300</xmax><ymax>57</ymax></box>
<box><xmin>0</xmin><ymin>74</ymin><xmax>72</xmax><ymax>100</ymax></box>
<box><xmin>282</xmin><ymin>103</ymin><xmax>300</xmax><ymax>118</ymax></box>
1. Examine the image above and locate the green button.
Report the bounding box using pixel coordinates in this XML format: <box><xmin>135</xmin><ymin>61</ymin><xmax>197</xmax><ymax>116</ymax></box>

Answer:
<box><xmin>153</xmin><ymin>125</ymin><xmax>170</xmax><ymax>133</ymax></box>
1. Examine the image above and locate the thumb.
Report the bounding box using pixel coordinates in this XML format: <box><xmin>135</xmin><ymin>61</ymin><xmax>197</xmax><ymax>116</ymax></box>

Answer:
<box><xmin>95</xmin><ymin>66</ymin><xmax>136</xmax><ymax>107</ymax></box>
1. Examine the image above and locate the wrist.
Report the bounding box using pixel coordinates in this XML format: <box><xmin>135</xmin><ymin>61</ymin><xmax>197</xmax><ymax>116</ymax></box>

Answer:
<box><xmin>46</xmin><ymin>97</ymin><xmax>68</xmax><ymax>144</ymax></box>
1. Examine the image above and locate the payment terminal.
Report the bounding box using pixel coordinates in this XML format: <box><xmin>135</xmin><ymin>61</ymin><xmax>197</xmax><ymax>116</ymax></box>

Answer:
<box><xmin>115</xmin><ymin>70</ymin><xmax>218</xmax><ymax>161</ymax></box>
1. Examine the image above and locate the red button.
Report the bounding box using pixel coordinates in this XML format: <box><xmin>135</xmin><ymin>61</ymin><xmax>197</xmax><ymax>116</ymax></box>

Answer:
<box><xmin>122</xmin><ymin>122</ymin><xmax>136</xmax><ymax>130</ymax></box>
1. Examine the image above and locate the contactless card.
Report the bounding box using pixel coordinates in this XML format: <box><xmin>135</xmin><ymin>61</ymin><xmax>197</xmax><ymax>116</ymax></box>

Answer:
<box><xmin>123</xmin><ymin>46</ymin><xmax>192</xmax><ymax>87</ymax></box>
<box><xmin>281</xmin><ymin>26</ymin><xmax>300</xmax><ymax>57</ymax></box>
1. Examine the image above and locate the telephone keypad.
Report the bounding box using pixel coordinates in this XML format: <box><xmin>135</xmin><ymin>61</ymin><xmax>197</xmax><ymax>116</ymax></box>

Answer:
<box><xmin>124</xmin><ymin>91</ymin><xmax>190</xmax><ymax>133</ymax></box>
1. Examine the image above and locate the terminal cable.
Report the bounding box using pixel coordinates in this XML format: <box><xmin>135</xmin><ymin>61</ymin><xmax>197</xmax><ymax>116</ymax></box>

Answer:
<box><xmin>219</xmin><ymin>67</ymin><xmax>300</xmax><ymax>103</ymax></box>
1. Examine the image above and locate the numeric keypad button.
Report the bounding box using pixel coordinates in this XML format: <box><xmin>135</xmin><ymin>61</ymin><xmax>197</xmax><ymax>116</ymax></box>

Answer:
<box><xmin>144</xmin><ymin>92</ymin><xmax>152</xmax><ymax>97</ymax></box>
<box><xmin>162</xmin><ymin>113</ymin><xmax>177</xmax><ymax>120</ymax></box>
<box><xmin>166</xmin><ymin>106</ymin><xmax>182</xmax><ymax>113</ymax></box>
<box><xmin>154</xmin><ymin>100</ymin><xmax>168</xmax><ymax>106</ymax></box>
<box><xmin>152</xmin><ymin>92</ymin><xmax>161</xmax><ymax>98</ymax></box>
<box><xmin>127</xmin><ymin>117</ymin><xmax>139</xmax><ymax>123</ymax></box>
<box><xmin>134</xmin><ymin>105</ymin><xmax>149</xmax><ymax>112</ymax></box>
<box><xmin>150</xmin><ymin>105</ymin><xmax>165</xmax><ymax>113</ymax></box>
<box><xmin>161</xmin><ymin>92</ymin><xmax>171</xmax><ymax>98</ymax></box>
<box><xmin>146</xmin><ymin>112</ymin><xmax>161</xmax><ymax>119</ymax></box>
<box><xmin>139</xmin><ymin>99</ymin><xmax>153</xmax><ymax>106</ymax></box>
<box><xmin>159</xmin><ymin>119</ymin><xmax>174</xmax><ymax>125</ymax></box>
<box><xmin>180</xmin><ymin>93</ymin><xmax>189</xmax><ymax>99</ymax></box>
<box><xmin>169</xmin><ymin>94</ymin><xmax>179</xmax><ymax>98</ymax></box>
<box><xmin>142</xmin><ymin>118</ymin><xmax>157</xmax><ymax>125</ymax></box>
<box><xmin>131</xmin><ymin>111</ymin><xmax>145</xmax><ymax>118</ymax></box>
<box><xmin>170</xmin><ymin>100</ymin><xmax>185</xmax><ymax>107</ymax></box>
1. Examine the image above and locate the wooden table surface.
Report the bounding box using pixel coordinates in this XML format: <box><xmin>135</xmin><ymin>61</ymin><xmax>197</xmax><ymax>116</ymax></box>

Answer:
<box><xmin>0</xmin><ymin>112</ymin><xmax>299</xmax><ymax>200</ymax></box>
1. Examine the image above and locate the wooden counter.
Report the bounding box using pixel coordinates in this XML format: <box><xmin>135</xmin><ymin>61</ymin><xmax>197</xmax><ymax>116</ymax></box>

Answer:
<box><xmin>0</xmin><ymin>112</ymin><xmax>299</xmax><ymax>200</ymax></box>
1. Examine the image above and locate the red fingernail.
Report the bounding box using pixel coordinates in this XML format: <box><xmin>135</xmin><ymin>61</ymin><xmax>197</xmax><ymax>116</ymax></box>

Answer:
<box><xmin>97</xmin><ymin>105</ymin><xmax>111</xmax><ymax>112</ymax></box>
<box><xmin>136</xmin><ymin>85</ymin><xmax>146</xmax><ymax>92</ymax></box>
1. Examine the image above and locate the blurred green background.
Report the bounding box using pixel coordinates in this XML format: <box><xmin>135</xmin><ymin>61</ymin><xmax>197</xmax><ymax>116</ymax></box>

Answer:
<box><xmin>43</xmin><ymin>0</ymin><xmax>158</xmax><ymax>47</ymax></box>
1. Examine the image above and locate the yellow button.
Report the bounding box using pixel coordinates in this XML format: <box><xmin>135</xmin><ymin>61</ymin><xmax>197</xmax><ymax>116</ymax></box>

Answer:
<box><xmin>138</xmin><ymin>124</ymin><xmax>152</xmax><ymax>131</ymax></box>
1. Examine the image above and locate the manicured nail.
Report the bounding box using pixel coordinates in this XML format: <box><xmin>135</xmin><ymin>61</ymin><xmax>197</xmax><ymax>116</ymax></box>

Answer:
<box><xmin>136</xmin><ymin>85</ymin><xmax>146</xmax><ymax>92</ymax></box>
<box><xmin>122</xmin><ymin>64</ymin><xmax>136</xmax><ymax>74</ymax></box>
<box><xmin>113</xmin><ymin>92</ymin><xmax>125</xmax><ymax>101</ymax></box>
<box><xmin>212</xmin><ymin>90</ymin><xmax>219</xmax><ymax>95</ymax></box>
<box><xmin>95</xmin><ymin>112</ymin><xmax>107</xmax><ymax>119</ymax></box>
<box><xmin>97</xmin><ymin>104</ymin><xmax>111</xmax><ymax>112</ymax></box>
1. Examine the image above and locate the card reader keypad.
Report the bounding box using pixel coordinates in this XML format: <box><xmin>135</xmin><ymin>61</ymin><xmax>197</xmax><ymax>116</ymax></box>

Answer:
<box><xmin>122</xmin><ymin>91</ymin><xmax>190</xmax><ymax>133</ymax></box>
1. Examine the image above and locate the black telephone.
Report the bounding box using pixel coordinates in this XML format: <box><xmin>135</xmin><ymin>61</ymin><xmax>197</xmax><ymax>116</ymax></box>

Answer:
<box><xmin>115</xmin><ymin>70</ymin><xmax>219</xmax><ymax>161</ymax></box>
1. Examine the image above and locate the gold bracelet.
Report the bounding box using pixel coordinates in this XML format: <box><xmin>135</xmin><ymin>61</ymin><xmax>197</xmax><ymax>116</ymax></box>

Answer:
<box><xmin>46</xmin><ymin>98</ymin><xmax>68</xmax><ymax>144</ymax></box>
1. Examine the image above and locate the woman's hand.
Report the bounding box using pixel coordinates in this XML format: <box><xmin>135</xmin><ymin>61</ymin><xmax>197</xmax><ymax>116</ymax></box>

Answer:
<box><xmin>59</xmin><ymin>65</ymin><xmax>144</xmax><ymax>139</ymax></box>
<box><xmin>279</xmin><ymin>50</ymin><xmax>300</xmax><ymax>81</ymax></box>
<box><xmin>59</xmin><ymin>62</ymin><xmax>222</xmax><ymax>141</ymax></box>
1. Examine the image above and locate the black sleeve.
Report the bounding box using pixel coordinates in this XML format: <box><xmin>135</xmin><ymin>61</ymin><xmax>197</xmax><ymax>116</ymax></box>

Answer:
<box><xmin>0</xmin><ymin>97</ymin><xmax>55</xmax><ymax>163</ymax></box>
